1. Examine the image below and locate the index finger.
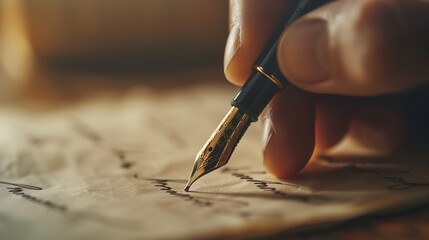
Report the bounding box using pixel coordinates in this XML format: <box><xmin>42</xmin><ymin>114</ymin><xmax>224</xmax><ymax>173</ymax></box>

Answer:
<box><xmin>224</xmin><ymin>0</ymin><xmax>293</xmax><ymax>85</ymax></box>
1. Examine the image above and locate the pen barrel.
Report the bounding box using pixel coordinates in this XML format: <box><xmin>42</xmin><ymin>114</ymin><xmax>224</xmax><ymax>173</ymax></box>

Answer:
<box><xmin>232</xmin><ymin>0</ymin><xmax>330</xmax><ymax>122</ymax></box>
<box><xmin>255</xmin><ymin>0</ymin><xmax>331</xmax><ymax>86</ymax></box>
<box><xmin>231</xmin><ymin>71</ymin><xmax>279</xmax><ymax>122</ymax></box>
<box><xmin>231</xmin><ymin>9</ymin><xmax>288</xmax><ymax>122</ymax></box>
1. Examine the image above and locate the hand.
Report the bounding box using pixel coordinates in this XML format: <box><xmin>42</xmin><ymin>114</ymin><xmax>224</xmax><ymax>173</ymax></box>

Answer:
<box><xmin>224</xmin><ymin>0</ymin><xmax>429</xmax><ymax>178</ymax></box>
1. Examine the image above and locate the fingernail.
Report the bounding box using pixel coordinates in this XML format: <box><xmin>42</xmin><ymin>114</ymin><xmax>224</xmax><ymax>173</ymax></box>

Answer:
<box><xmin>278</xmin><ymin>20</ymin><xmax>330</xmax><ymax>84</ymax></box>
<box><xmin>223</xmin><ymin>24</ymin><xmax>241</xmax><ymax>72</ymax></box>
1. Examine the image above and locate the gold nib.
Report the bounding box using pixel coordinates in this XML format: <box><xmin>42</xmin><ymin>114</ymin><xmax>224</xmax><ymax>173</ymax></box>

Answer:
<box><xmin>184</xmin><ymin>107</ymin><xmax>251</xmax><ymax>191</ymax></box>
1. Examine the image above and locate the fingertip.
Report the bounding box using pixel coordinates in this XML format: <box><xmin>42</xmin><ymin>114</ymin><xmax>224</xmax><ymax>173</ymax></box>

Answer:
<box><xmin>224</xmin><ymin>0</ymin><xmax>294</xmax><ymax>86</ymax></box>
<box><xmin>263</xmin><ymin>130</ymin><xmax>314</xmax><ymax>178</ymax></box>
<box><xmin>223</xmin><ymin>49</ymin><xmax>252</xmax><ymax>86</ymax></box>
<box><xmin>223</xmin><ymin>24</ymin><xmax>248</xmax><ymax>86</ymax></box>
<box><xmin>261</xmin><ymin>88</ymin><xmax>315</xmax><ymax>178</ymax></box>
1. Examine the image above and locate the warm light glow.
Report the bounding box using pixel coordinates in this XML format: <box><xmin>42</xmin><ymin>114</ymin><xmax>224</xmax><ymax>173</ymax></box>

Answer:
<box><xmin>0</xmin><ymin>0</ymin><xmax>34</xmax><ymax>82</ymax></box>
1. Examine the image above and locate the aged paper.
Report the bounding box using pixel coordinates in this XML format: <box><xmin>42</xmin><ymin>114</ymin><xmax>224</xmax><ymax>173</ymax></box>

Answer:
<box><xmin>0</xmin><ymin>82</ymin><xmax>428</xmax><ymax>240</ymax></box>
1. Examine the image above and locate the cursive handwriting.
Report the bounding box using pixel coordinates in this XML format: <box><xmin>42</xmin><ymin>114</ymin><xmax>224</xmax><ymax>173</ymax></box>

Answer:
<box><xmin>222</xmin><ymin>168</ymin><xmax>300</xmax><ymax>190</ymax></box>
<box><xmin>72</xmin><ymin>119</ymin><xmax>138</xmax><ymax>170</ymax></box>
<box><xmin>386</xmin><ymin>176</ymin><xmax>429</xmax><ymax>191</ymax></box>
<box><xmin>318</xmin><ymin>156</ymin><xmax>429</xmax><ymax>191</ymax></box>
<box><xmin>112</xmin><ymin>149</ymin><xmax>134</xmax><ymax>169</ymax></box>
<box><xmin>350</xmin><ymin>167</ymin><xmax>429</xmax><ymax>191</ymax></box>
<box><xmin>135</xmin><ymin>174</ymin><xmax>248</xmax><ymax>207</ymax></box>
<box><xmin>1</xmin><ymin>180</ymin><xmax>67</xmax><ymax>211</ymax></box>
<box><xmin>221</xmin><ymin>168</ymin><xmax>337</xmax><ymax>203</ymax></box>
<box><xmin>0</xmin><ymin>180</ymin><xmax>43</xmax><ymax>190</ymax></box>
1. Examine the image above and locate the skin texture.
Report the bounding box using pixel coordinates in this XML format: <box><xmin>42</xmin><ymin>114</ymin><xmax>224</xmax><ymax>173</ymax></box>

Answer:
<box><xmin>224</xmin><ymin>0</ymin><xmax>429</xmax><ymax>179</ymax></box>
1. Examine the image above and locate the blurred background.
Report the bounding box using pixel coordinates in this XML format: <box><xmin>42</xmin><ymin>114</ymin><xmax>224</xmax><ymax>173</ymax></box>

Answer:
<box><xmin>0</xmin><ymin>0</ymin><xmax>229</xmax><ymax>105</ymax></box>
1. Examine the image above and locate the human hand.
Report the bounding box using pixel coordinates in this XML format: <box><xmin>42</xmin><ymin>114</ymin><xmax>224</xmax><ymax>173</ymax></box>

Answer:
<box><xmin>224</xmin><ymin>0</ymin><xmax>429</xmax><ymax>178</ymax></box>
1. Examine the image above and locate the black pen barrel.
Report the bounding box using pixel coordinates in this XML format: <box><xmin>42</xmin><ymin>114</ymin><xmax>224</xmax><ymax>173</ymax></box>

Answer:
<box><xmin>231</xmin><ymin>71</ymin><xmax>279</xmax><ymax>122</ymax></box>
<box><xmin>231</xmin><ymin>0</ymin><xmax>330</xmax><ymax>122</ymax></box>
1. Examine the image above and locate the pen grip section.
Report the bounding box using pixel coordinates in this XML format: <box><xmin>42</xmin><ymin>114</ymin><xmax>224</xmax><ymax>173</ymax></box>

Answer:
<box><xmin>232</xmin><ymin>71</ymin><xmax>280</xmax><ymax>122</ymax></box>
<box><xmin>255</xmin><ymin>0</ymin><xmax>331</xmax><ymax>87</ymax></box>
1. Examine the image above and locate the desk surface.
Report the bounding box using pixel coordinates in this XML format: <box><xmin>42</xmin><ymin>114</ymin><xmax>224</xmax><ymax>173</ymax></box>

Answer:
<box><xmin>263</xmin><ymin>202</ymin><xmax>429</xmax><ymax>239</ymax></box>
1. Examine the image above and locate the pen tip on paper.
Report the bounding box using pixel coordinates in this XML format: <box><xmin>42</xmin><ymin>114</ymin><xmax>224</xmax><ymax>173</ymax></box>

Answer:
<box><xmin>185</xmin><ymin>107</ymin><xmax>251</xmax><ymax>189</ymax></box>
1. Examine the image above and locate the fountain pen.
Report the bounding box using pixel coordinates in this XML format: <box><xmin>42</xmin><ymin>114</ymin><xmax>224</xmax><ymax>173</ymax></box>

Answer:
<box><xmin>185</xmin><ymin>0</ymin><xmax>329</xmax><ymax>191</ymax></box>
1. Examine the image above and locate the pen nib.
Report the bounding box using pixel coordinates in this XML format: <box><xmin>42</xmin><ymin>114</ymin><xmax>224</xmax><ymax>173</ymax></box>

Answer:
<box><xmin>184</xmin><ymin>107</ymin><xmax>251</xmax><ymax>191</ymax></box>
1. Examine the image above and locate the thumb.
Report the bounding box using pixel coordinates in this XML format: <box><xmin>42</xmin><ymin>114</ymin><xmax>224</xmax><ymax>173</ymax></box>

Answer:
<box><xmin>278</xmin><ymin>0</ymin><xmax>429</xmax><ymax>96</ymax></box>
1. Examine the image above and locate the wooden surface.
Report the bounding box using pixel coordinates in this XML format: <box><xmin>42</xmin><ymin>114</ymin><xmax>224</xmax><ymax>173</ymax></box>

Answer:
<box><xmin>262</xmin><ymin>202</ymin><xmax>429</xmax><ymax>239</ymax></box>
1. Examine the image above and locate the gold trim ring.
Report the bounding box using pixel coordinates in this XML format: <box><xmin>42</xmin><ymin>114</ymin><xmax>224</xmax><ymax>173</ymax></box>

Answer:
<box><xmin>255</xmin><ymin>66</ymin><xmax>284</xmax><ymax>89</ymax></box>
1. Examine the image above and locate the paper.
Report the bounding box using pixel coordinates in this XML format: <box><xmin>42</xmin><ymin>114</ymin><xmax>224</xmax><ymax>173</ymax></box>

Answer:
<box><xmin>0</xmin><ymin>81</ymin><xmax>428</xmax><ymax>240</ymax></box>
